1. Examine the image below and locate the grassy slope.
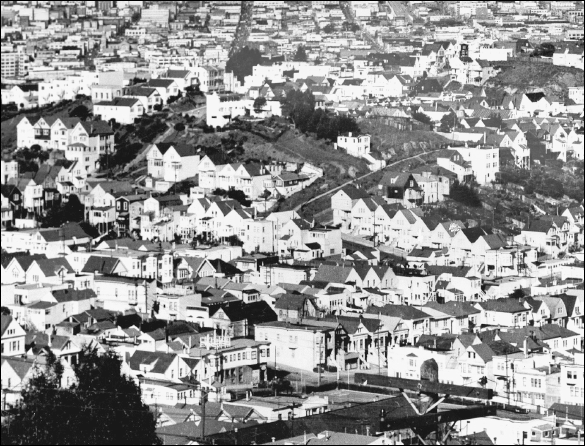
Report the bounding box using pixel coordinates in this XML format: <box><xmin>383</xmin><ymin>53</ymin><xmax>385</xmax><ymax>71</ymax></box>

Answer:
<box><xmin>486</xmin><ymin>62</ymin><xmax>584</xmax><ymax>98</ymax></box>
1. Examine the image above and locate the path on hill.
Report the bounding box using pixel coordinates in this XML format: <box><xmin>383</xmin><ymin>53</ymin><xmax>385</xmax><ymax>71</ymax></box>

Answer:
<box><xmin>123</xmin><ymin>124</ymin><xmax>175</xmax><ymax>173</ymax></box>
<box><xmin>293</xmin><ymin>150</ymin><xmax>441</xmax><ymax>212</ymax></box>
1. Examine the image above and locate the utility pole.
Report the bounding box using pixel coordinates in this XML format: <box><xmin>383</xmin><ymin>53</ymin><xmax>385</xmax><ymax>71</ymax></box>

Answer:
<box><xmin>201</xmin><ymin>388</ymin><xmax>207</xmax><ymax>440</ymax></box>
<box><xmin>318</xmin><ymin>335</ymin><xmax>322</xmax><ymax>388</ymax></box>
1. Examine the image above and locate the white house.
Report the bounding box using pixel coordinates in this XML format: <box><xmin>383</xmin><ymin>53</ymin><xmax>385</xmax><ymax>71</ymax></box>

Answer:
<box><xmin>93</xmin><ymin>98</ymin><xmax>144</xmax><ymax>124</ymax></box>
<box><xmin>336</xmin><ymin>132</ymin><xmax>371</xmax><ymax>158</ymax></box>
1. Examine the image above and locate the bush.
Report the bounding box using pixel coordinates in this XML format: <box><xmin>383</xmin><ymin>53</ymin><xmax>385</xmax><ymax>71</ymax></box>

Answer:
<box><xmin>174</xmin><ymin>122</ymin><xmax>185</xmax><ymax>132</ymax></box>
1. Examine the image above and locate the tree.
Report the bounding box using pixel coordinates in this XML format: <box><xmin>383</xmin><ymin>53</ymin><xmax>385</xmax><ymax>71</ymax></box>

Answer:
<box><xmin>42</xmin><ymin>194</ymin><xmax>85</xmax><ymax>227</ymax></box>
<box><xmin>226</xmin><ymin>46</ymin><xmax>263</xmax><ymax>83</ymax></box>
<box><xmin>253</xmin><ymin>96</ymin><xmax>267</xmax><ymax>113</ymax></box>
<box><xmin>1</xmin><ymin>347</ymin><xmax>161</xmax><ymax>445</ymax></box>
<box><xmin>439</xmin><ymin>111</ymin><xmax>458</xmax><ymax>132</ymax></box>
<box><xmin>449</xmin><ymin>182</ymin><xmax>482</xmax><ymax>207</ymax></box>
<box><xmin>509</xmin><ymin>288</ymin><xmax>527</xmax><ymax>300</ymax></box>
<box><xmin>69</xmin><ymin>104</ymin><xmax>90</xmax><ymax>120</ymax></box>
<box><xmin>293</xmin><ymin>45</ymin><xmax>308</xmax><ymax>62</ymax></box>
<box><xmin>412</xmin><ymin>111</ymin><xmax>432</xmax><ymax>126</ymax></box>
<box><xmin>174</xmin><ymin>122</ymin><xmax>186</xmax><ymax>132</ymax></box>
<box><xmin>323</xmin><ymin>24</ymin><xmax>336</xmax><ymax>34</ymax></box>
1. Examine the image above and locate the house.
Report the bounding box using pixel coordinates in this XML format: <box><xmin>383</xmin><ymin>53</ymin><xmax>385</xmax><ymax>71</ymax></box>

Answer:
<box><xmin>331</xmin><ymin>186</ymin><xmax>370</xmax><ymax>229</ymax></box>
<box><xmin>146</xmin><ymin>142</ymin><xmax>200</xmax><ymax>183</ymax></box>
<box><xmin>93</xmin><ymin>98</ymin><xmax>144</xmax><ymax>124</ymax></box>
<box><xmin>367</xmin><ymin>304</ymin><xmax>431</xmax><ymax>345</ymax></box>
<box><xmin>1</xmin><ymin>314</ymin><xmax>26</xmax><ymax>356</ymax></box>
<box><xmin>516</xmin><ymin>217</ymin><xmax>571</xmax><ymax>257</ymax></box>
<box><xmin>145</xmin><ymin>79</ymin><xmax>179</xmax><ymax>104</ymax></box>
<box><xmin>335</xmin><ymin>133</ymin><xmax>371</xmax><ymax>158</ymax></box>
<box><xmin>161</xmin><ymin>69</ymin><xmax>198</xmax><ymax>92</ymax></box>
<box><xmin>474</xmin><ymin>299</ymin><xmax>531</xmax><ymax>328</ymax></box>
<box><xmin>128</xmin><ymin>350</ymin><xmax>191</xmax><ymax>383</ymax></box>
<box><xmin>255</xmin><ymin>321</ymin><xmax>335</xmax><ymax>372</ymax></box>
<box><xmin>123</xmin><ymin>87</ymin><xmax>162</xmax><ymax>114</ymax></box>
<box><xmin>274</xmin><ymin>294</ymin><xmax>320</xmax><ymax>322</ymax></box>
<box><xmin>210</xmin><ymin>301</ymin><xmax>277</xmax><ymax>338</ymax></box>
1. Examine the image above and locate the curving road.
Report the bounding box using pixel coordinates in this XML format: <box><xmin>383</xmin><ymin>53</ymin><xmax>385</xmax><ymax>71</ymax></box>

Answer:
<box><xmin>293</xmin><ymin>150</ymin><xmax>441</xmax><ymax>212</ymax></box>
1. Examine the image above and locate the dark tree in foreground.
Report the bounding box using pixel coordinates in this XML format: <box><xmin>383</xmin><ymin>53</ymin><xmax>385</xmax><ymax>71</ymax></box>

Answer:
<box><xmin>1</xmin><ymin>348</ymin><xmax>161</xmax><ymax>445</ymax></box>
<box><xmin>412</xmin><ymin>111</ymin><xmax>432</xmax><ymax>125</ymax></box>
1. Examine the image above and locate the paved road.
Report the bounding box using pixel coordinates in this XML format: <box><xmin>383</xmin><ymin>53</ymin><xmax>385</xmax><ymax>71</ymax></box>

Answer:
<box><xmin>293</xmin><ymin>150</ymin><xmax>441</xmax><ymax>212</ymax></box>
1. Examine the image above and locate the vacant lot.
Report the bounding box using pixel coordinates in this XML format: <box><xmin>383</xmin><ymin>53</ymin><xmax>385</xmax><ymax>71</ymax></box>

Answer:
<box><xmin>245</xmin><ymin>129</ymin><xmax>371</xmax><ymax>178</ymax></box>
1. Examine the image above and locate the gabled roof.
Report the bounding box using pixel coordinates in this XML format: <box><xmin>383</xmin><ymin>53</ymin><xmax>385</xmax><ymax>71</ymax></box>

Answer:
<box><xmin>274</xmin><ymin>294</ymin><xmax>316</xmax><ymax>311</ymax></box>
<box><xmin>129</xmin><ymin>350</ymin><xmax>178</xmax><ymax>374</ymax></box>
<box><xmin>82</xmin><ymin>255</ymin><xmax>120</xmax><ymax>274</ymax></box>
<box><xmin>32</xmin><ymin>258</ymin><xmax>73</xmax><ymax>277</ymax></box>
<box><xmin>313</xmin><ymin>264</ymin><xmax>354</xmax><ymax>284</ymax></box>
<box><xmin>1</xmin><ymin>314</ymin><xmax>15</xmax><ymax>337</ymax></box>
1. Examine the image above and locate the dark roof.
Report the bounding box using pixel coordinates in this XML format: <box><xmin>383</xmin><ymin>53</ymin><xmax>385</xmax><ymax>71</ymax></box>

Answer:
<box><xmin>1</xmin><ymin>314</ymin><xmax>14</xmax><ymax>337</ymax></box>
<box><xmin>213</xmin><ymin>301</ymin><xmax>277</xmax><ymax>325</ymax></box>
<box><xmin>81</xmin><ymin>256</ymin><xmax>120</xmax><ymax>274</ymax></box>
<box><xmin>208</xmin><ymin>259</ymin><xmax>243</xmax><ymax>277</ymax></box>
<box><xmin>461</xmin><ymin>227</ymin><xmax>491</xmax><ymax>243</ymax></box>
<box><xmin>274</xmin><ymin>294</ymin><xmax>315</xmax><ymax>311</ymax></box>
<box><xmin>129</xmin><ymin>350</ymin><xmax>178</xmax><ymax>374</ymax></box>
<box><xmin>338</xmin><ymin>185</ymin><xmax>370</xmax><ymax>200</ymax></box>
<box><xmin>427</xmin><ymin>265</ymin><xmax>472</xmax><ymax>278</ymax></box>
<box><xmin>52</xmin><ymin>288</ymin><xmax>96</xmax><ymax>303</ymax></box>
<box><xmin>476</xmin><ymin>298</ymin><xmax>528</xmax><ymax>314</ymax></box>
<box><xmin>366</xmin><ymin>304</ymin><xmax>429</xmax><ymax>320</ymax></box>
<box><xmin>147</xmin><ymin>78</ymin><xmax>176</xmax><ymax>88</ymax></box>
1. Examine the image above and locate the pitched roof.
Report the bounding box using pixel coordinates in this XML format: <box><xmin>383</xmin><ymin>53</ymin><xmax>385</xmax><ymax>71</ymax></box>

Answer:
<box><xmin>33</xmin><ymin>257</ymin><xmax>73</xmax><ymax>277</ymax></box>
<box><xmin>367</xmin><ymin>304</ymin><xmax>429</xmax><ymax>320</ymax></box>
<box><xmin>82</xmin><ymin>255</ymin><xmax>120</xmax><ymax>274</ymax></box>
<box><xmin>476</xmin><ymin>298</ymin><xmax>528</xmax><ymax>314</ymax></box>
<box><xmin>274</xmin><ymin>294</ymin><xmax>315</xmax><ymax>311</ymax></box>
<box><xmin>129</xmin><ymin>350</ymin><xmax>177</xmax><ymax>374</ymax></box>
<box><xmin>313</xmin><ymin>264</ymin><xmax>354</xmax><ymax>284</ymax></box>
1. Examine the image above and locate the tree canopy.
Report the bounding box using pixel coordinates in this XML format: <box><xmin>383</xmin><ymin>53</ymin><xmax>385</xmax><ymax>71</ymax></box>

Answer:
<box><xmin>1</xmin><ymin>348</ymin><xmax>161</xmax><ymax>445</ymax></box>
<box><xmin>439</xmin><ymin>111</ymin><xmax>458</xmax><ymax>132</ymax></box>
<box><xmin>412</xmin><ymin>111</ymin><xmax>433</xmax><ymax>126</ymax></box>
<box><xmin>69</xmin><ymin>104</ymin><xmax>90</xmax><ymax>120</ymax></box>
<box><xmin>283</xmin><ymin>89</ymin><xmax>360</xmax><ymax>142</ymax></box>
<box><xmin>42</xmin><ymin>194</ymin><xmax>85</xmax><ymax>228</ymax></box>
<box><xmin>226</xmin><ymin>46</ymin><xmax>263</xmax><ymax>83</ymax></box>
<box><xmin>253</xmin><ymin>96</ymin><xmax>267</xmax><ymax>112</ymax></box>
<box><xmin>293</xmin><ymin>45</ymin><xmax>308</xmax><ymax>62</ymax></box>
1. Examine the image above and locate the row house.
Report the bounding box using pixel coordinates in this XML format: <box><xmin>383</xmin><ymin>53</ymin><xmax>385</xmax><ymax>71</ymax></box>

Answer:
<box><xmin>516</xmin><ymin>217</ymin><xmax>572</xmax><ymax>257</ymax></box>
<box><xmin>331</xmin><ymin>185</ymin><xmax>370</xmax><ymax>230</ymax></box>
<box><xmin>199</xmin><ymin>159</ymin><xmax>273</xmax><ymax>200</ymax></box>
<box><xmin>278</xmin><ymin>220</ymin><xmax>342</xmax><ymax>259</ymax></box>
<box><xmin>145</xmin><ymin>142</ymin><xmax>200</xmax><ymax>184</ymax></box>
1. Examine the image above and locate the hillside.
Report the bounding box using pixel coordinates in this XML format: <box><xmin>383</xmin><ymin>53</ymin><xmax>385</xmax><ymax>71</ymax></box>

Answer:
<box><xmin>485</xmin><ymin>62</ymin><xmax>584</xmax><ymax>98</ymax></box>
